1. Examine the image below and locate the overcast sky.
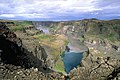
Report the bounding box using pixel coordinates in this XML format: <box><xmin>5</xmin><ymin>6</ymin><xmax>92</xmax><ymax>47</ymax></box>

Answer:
<box><xmin>0</xmin><ymin>0</ymin><xmax>120</xmax><ymax>21</ymax></box>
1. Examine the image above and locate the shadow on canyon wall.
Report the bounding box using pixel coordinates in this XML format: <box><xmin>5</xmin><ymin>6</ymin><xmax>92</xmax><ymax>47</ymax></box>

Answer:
<box><xmin>0</xmin><ymin>22</ymin><xmax>53</xmax><ymax>73</ymax></box>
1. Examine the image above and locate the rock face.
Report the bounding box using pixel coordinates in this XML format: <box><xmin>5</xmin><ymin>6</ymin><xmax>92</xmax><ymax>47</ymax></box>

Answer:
<box><xmin>0</xmin><ymin>22</ymin><xmax>65</xmax><ymax>80</ymax></box>
<box><xmin>34</xmin><ymin>45</ymin><xmax>48</xmax><ymax>63</ymax></box>
<box><xmin>0</xmin><ymin>23</ymin><xmax>42</xmax><ymax>70</ymax></box>
<box><xmin>69</xmin><ymin>57</ymin><xmax>120</xmax><ymax>80</ymax></box>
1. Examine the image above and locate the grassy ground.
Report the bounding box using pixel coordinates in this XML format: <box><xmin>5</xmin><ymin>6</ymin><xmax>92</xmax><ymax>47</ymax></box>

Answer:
<box><xmin>84</xmin><ymin>33</ymin><xmax>120</xmax><ymax>44</ymax></box>
<box><xmin>9</xmin><ymin>21</ymin><xmax>32</xmax><ymax>31</ymax></box>
<box><xmin>33</xmin><ymin>34</ymin><xmax>67</xmax><ymax>54</ymax></box>
<box><xmin>53</xmin><ymin>56</ymin><xmax>66</xmax><ymax>74</ymax></box>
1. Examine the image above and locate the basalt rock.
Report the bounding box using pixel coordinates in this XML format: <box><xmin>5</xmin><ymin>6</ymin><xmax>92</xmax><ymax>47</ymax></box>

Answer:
<box><xmin>0</xmin><ymin>22</ymin><xmax>66</xmax><ymax>80</ymax></box>
<box><xmin>69</xmin><ymin>57</ymin><xmax>120</xmax><ymax>80</ymax></box>
<box><xmin>0</xmin><ymin>22</ymin><xmax>40</xmax><ymax>69</ymax></box>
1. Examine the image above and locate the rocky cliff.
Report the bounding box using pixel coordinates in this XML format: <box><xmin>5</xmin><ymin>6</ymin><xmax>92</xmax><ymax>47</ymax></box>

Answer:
<box><xmin>33</xmin><ymin>19</ymin><xmax>120</xmax><ymax>53</ymax></box>
<box><xmin>33</xmin><ymin>19</ymin><xmax>120</xmax><ymax>80</ymax></box>
<box><xmin>0</xmin><ymin>22</ymin><xmax>66</xmax><ymax>80</ymax></box>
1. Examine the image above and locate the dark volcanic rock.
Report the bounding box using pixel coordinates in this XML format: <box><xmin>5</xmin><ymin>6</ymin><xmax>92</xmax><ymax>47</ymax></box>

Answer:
<box><xmin>0</xmin><ymin>22</ymin><xmax>65</xmax><ymax>80</ymax></box>
<box><xmin>69</xmin><ymin>57</ymin><xmax>120</xmax><ymax>80</ymax></box>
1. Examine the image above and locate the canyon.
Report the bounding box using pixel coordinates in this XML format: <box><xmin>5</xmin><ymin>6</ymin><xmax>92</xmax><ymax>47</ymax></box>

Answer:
<box><xmin>0</xmin><ymin>19</ymin><xmax>120</xmax><ymax>80</ymax></box>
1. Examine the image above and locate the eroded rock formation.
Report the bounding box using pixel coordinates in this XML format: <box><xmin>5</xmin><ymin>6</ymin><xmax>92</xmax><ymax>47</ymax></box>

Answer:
<box><xmin>0</xmin><ymin>22</ymin><xmax>65</xmax><ymax>80</ymax></box>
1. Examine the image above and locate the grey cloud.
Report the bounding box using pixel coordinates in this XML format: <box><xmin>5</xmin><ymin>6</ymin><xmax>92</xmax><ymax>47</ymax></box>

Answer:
<box><xmin>0</xmin><ymin>0</ymin><xmax>120</xmax><ymax>20</ymax></box>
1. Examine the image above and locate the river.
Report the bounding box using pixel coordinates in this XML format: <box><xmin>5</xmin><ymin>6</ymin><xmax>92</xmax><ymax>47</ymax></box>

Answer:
<box><xmin>36</xmin><ymin>27</ymin><xmax>49</xmax><ymax>34</ymax></box>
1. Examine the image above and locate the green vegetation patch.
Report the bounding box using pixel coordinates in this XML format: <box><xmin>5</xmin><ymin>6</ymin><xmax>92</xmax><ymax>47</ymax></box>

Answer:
<box><xmin>10</xmin><ymin>26</ymin><xmax>25</xmax><ymax>31</ymax></box>
<box><xmin>10</xmin><ymin>21</ymin><xmax>32</xmax><ymax>31</ymax></box>
<box><xmin>54</xmin><ymin>56</ymin><xmax>66</xmax><ymax>74</ymax></box>
<box><xmin>33</xmin><ymin>34</ymin><xmax>54</xmax><ymax>41</ymax></box>
<box><xmin>14</xmin><ymin>21</ymin><xmax>32</xmax><ymax>27</ymax></box>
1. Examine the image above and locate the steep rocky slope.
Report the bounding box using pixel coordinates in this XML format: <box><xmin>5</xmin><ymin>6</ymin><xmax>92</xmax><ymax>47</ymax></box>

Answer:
<box><xmin>0</xmin><ymin>22</ymin><xmax>66</xmax><ymax>80</ymax></box>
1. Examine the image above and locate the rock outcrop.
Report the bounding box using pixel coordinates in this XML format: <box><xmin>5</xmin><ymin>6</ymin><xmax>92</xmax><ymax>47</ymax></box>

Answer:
<box><xmin>0</xmin><ymin>22</ymin><xmax>65</xmax><ymax>80</ymax></box>
<box><xmin>69</xmin><ymin>56</ymin><xmax>120</xmax><ymax>80</ymax></box>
